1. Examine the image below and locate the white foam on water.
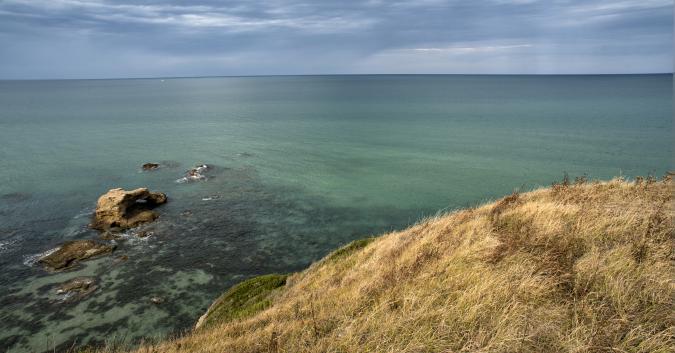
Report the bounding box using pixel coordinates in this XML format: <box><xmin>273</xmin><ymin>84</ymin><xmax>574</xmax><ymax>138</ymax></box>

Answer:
<box><xmin>73</xmin><ymin>208</ymin><xmax>94</xmax><ymax>219</ymax></box>
<box><xmin>176</xmin><ymin>175</ymin><xmax>208</xmax><ymax>183</ymax></box>
<box><xmin>56</xmin><ymin>291</ymin><xmax>75</xmax><ymax>301</ymax></box>
<box><xmin>0</xmin><ymin>238</ymin><xmax>19</xmax><ymax>253</ymax></box>
<box><xmin>176</xmin><ymin>164</ymin><xmax>210</xmax><ymax>183</ymax></box>
<box><xmin>111</xmin><ymin>229</ymin><xmax>154</xmax><ymax>246</ymax></box>
<box><xmin>23</xmin><ymin>246</ymin><xmax>60</xmax><ymax>267</ymax></box>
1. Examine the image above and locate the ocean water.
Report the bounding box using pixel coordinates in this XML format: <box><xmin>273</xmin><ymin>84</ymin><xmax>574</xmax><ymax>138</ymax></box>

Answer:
<box><xmin>0</xmin><ymin>74</ymin><xmax>671</xmax><ymax>352</ymax></box>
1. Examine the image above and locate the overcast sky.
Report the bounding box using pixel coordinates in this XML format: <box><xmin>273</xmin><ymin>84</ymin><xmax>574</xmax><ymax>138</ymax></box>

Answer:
<box><xmin>0</xmin><ymin>0</ymin><xmax>672</xmax><ymax>79</ymax></box>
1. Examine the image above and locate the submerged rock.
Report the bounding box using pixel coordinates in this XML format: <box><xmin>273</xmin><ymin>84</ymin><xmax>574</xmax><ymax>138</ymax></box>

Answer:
<box><xmin>177</xmin><ymin>164</ymin><xmax>210</xmax><ymax>183</ymax></box>
<box><xmin>112</xmin><ymin>254</ymin><xmax>129</xmax><ymax>266</ymax></box>
<box><xmin>115</xmin><ymin>254</ymin><xmax>129</xmax><ymax>262</ymax></box>
<box><xmin>137</xmin><ymin>230</ymin><xmax>154</xmax><ymax>238</ymax></box>
<box><xmin>91</xmin><ymin>188</ymin><xmax>167</xmax><ymax>231</ymax></box>
<box><xmin>142</xmin><ymin>163</ymin><xmax>160</xmax><ymax>171</ymax></box>
<box><xmin>99</xmin><ymin>231</ymin><xmax>123</xmax><ymax>241</ymax></box>
<box><xmin>56</xmin><ymin>277</ymin><xmax>97</xmax><ymax>301</ymax></box>
<box><xmin>38</xmin><ymin>240</ymin><xmax>116</xmax><ymax>271</ymax></box>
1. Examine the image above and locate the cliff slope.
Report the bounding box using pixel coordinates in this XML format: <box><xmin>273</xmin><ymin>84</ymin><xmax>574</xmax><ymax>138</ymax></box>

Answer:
<box><xmin>117</xmin><ymin>177</ymin><xmax>674</xmax><ymax>353</ymax></box>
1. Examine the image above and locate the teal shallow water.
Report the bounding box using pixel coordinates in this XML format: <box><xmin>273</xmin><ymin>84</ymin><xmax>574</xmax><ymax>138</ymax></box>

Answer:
<box><xmin>0</xmin><ymin>75</ymin><xmax>672</xmax><ymax>352</ymax></box>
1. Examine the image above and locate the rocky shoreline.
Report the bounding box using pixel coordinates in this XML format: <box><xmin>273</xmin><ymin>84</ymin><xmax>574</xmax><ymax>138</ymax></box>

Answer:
<box><xmin>35</xmin><ymin>163</ymin><xmax>212</xmax><ymax>304</ymax></box>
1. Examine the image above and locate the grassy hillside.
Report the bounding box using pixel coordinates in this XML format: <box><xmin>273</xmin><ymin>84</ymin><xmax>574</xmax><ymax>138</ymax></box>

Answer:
<box><xmin>108</xmin><ymin>176</ymin><xmax>674</xmax><ymax>353</ymax></box>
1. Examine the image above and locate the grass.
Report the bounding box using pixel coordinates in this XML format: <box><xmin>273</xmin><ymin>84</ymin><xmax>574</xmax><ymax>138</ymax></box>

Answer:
<box><xmin>195</xmin><ymin>274</ymin><xmax>288</xmax><ymax>330</ymax></box>
<box><xmin>99</xmin><ymin>176</ymin><xmax>673</xmax><ymax>353</ymax></box>
<box><xmin>324</xmin><ymin>237</ymin><xmax>377</xmax><ymax>262</ymax></box>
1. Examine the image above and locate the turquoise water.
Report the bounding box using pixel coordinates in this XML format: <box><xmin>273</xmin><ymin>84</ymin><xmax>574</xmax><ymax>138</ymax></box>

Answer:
<box><xmin>0</xmin><ymin>75</ymin><xmax>671</xmax><ymax>352</ymax></box>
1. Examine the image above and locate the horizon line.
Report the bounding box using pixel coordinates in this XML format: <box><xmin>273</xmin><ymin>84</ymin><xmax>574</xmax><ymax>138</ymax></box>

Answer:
<box><xmin>1</xmin><ymin>72</ymin><xmax>672</xmax><ymax>81</ymax></box>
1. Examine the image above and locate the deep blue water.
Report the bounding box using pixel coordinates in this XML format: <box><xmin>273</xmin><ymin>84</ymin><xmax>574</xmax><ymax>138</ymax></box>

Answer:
<box><xmin>0</xmin><ymin>74</ymin><xmax>671</xmax><ymax>352</ymax></box>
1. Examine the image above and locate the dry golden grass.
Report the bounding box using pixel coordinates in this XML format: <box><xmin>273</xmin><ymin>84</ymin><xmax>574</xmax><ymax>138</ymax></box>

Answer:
<box><xmin>104</xmin><ymin>177</ymin><xmax>674</xmax><ymax>353</ymax></box>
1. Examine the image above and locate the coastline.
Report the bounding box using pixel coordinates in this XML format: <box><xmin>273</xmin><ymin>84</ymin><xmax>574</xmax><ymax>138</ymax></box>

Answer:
<box><xmin>101</xmin><ymin>175</ymin><xmax>674</xmax><ymax>353</ymax></box>
<box><xmin>1</xmin><ymin>74</ymin><xmax>672</xmax><ymax>352</ymax></box>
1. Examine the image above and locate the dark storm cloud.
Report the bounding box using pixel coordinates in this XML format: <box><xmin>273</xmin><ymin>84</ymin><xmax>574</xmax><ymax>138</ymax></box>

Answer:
<box><xmin>0</xmin><ymin>0</ymin><xmax>671</xmax><ymax>78</ymax></box>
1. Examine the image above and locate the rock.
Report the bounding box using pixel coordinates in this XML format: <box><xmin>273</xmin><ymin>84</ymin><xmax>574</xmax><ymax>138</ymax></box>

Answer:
<box><xmin>137</xmin><ymin>230</ymin><xmax>154</xmax><ymax>238</ymax></box>
<box><xmin>142</xmin><ymin>163</ymin><xmax>160</xmax><ymax>171</ymax></box>
<box><xmin>56</xmin><ymin>277</ymin><xmax>97</xmax><ymax>301</ymax></box>
<box><xmin>112</xmin><ymin>254</ymin><xmax>129</xmax><ymax>265</ymax></box>
<box><xmin>177</xmin><ymin>164</ymin><xmax>210</xmax><ymax>183</ymax></box>
<box><xmin>150</xmin><ymin>296</ymin><xmax>165</xmax><ymax>304</ymax></box>
<box><xmin>91</xmin><ymin>188</ymin><xmax>167</xmax><ymax>231</ymax></box>
<box><xmin>38</xmin><ymin>240</ymin><xmax>116</xmax><ymax>271</ymax></box>
<box><xmin>99</xmin><ymin>231</ymin><xmax>123</xmax><ymax>241</ymax></box>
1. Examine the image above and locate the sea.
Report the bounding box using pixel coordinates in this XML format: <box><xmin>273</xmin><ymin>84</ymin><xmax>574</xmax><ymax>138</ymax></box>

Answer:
<box><xmin>0</xmin><ymin>74</ymin><xmax>671</xmax><ymax>352</ymax></box>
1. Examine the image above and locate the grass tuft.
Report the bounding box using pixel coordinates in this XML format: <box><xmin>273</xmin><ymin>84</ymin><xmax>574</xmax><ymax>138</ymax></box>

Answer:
<box><xmin>325</xmin><ymin>237</ymin><xmax>376</xmax><ymax>262</ymax></box>
<box><xmin>196</xmin><ymin>274</ymin><xmax>287</xmax><ymax>330</ymax></box>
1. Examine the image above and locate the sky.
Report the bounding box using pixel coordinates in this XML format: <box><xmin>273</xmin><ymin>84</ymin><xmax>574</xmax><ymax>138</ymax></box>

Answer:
<box><xmin>0</xmin><ymin>0</ymin><xmax>672</xmax><ymax>79</ymax></box>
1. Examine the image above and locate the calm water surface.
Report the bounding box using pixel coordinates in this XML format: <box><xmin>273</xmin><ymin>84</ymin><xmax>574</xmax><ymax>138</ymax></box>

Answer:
<box><xmin>0</xmin><ymin>75</ymin><xmax>671</xmax><ymax>352</ymax></box>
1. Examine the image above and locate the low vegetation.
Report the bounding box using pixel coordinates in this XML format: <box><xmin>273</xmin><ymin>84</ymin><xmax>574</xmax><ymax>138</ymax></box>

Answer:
<box><xmin>195</xmin><ymin>274</ymin><xmax>288</xmax><ymax>330</ymax></box>
<box><xmin>101</xmin><ymin>176</ymin><xmax>673</xmax><ymax>353</ymax></box>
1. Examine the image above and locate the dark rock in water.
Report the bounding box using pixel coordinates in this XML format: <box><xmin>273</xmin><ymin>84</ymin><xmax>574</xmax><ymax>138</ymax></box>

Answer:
<box><xmin>137</xmin><ymin>230</ymin><xmax>154</xmax><ymax>238</ymax></box>
<box><xmin>99</xmin><ymin>231</ymin><xmax>123</xmax><ymax>241</ymax></box>
<box><xmin>56</xmin><ymin>277</ymin><xmax>97</xmax><ymax>301</ymax></box>
<box><xmin>177</xmin><ymin>164</ymin><xmax>210</xmax><ymax>183</ymax></box>
<box><xmin>112</xmin><ymin>254</ymin><xmax>129</xmax><ymax>265</ymax></box>
<box><xmin>38</xmin><ymin>240</ymin><xmax>116</xmax><ymax>271</ymax></box>
<box><xmin>115</xmin><ymin>255</ymin><xmax>129</xmax><ymax>262</ymax></box>
<box><xmin>91</xmin><ymin>188</ymin><xmax>167</xmax><ymax>231</ymax></box>
<box><xmin>142</xmin><ymin>163</ymin><xmax>160</xmax><ymax>171</ymax></box>
<box><xmin>150</xmin><ymin>296</ymin><xmax>165</xmax><ymax>304</ymax></box>
<box><xmin>112</xmin><ymin>255</ymin><xmax>129</xmax><ymax>266</ymax></box>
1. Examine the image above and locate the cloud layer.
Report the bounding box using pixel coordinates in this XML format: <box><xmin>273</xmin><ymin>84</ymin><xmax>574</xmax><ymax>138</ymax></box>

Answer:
<box><xmin>0</xmin><ymin>0</ymin><xmax>672</xmax><ymax>78</ymax></box>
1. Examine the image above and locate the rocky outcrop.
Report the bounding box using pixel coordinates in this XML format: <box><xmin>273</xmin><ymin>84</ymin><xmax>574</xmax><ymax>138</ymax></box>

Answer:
<box><xmin>142</xmin><ymin>163</ymin><xmax>160</xmax><ymax>171</ymax></box>
<box><xmin>177</xmin><ymin>164</ymin><xmax>210</xmax><ymax>183</ymax></box>
<box><xmin>56</xmin><ymin>277</ymin><xmax>97</xmax><ymax>301</ymax></box>
<box><xmin>91</xmin><ymin>188</ymin><xmax>167</xmax><ymax>231</ymax></box>
<box><xmin>99</xmin><ymin>231</ymin><xmax>123</xmax><ymax>241</ymax></box>
<box><xmin>38</xmin><ymin>240</ymin><xmax>116</xmax><ymax>271</ymax></box>
<box><xmin>137</xmin><ymin>230</ymin><xmax>154</xmax><ymax>238</ymax></box>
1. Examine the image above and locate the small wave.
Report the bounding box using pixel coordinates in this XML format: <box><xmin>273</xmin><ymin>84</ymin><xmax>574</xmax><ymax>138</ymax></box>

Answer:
<box><xmin>176</xmin><ymin>175</ymin><xmax>208</xmax><ymax>183</ymax></box>
<box><xmin>23</xmin><ymin>246</ymin><xmax>60</xmax><ymax>267</ymax></box>
<box><xmin>0</xmin><ymin>238</ymin><xmax>19</xmax><ymax>253</ymax></box>
<box><xmin>110</xmin><ymin>229</ymin><xmax>154</xmax><ymax>245</ymax></box>
<box><xmin>176</xmin><ymin>164</ymin><xmax>210</xmax><ymax>183</ymax></box>
<box><xmin>74</xmin><ymin>208</ymin><xmax>94</xmax><ymax>219</ymax></box>
<box><xmin>56</xmin><ymin>291</ymin><xmax>76</xmax><ymax>302</ymax></box>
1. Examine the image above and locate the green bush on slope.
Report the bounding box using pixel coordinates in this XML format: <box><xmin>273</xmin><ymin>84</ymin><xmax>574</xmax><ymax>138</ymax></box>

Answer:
<box><xmin>197</xmin><ymin>274</ymin><xmax>288</xmax><ymax>330</ymax></box>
